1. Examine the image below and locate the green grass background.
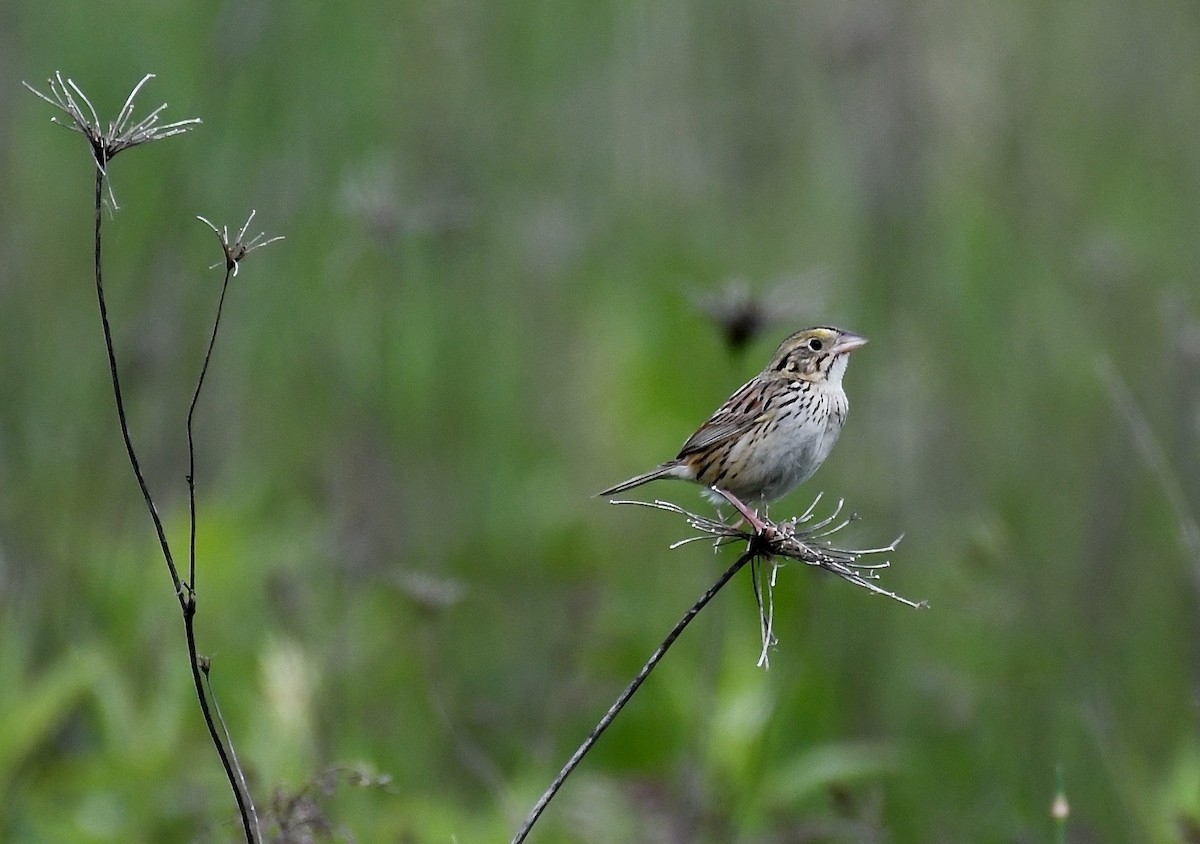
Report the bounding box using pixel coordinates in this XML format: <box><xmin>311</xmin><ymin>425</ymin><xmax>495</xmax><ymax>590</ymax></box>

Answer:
<box><xmin>2</xmin><ymin>1</ymin><xmax>1199</xmax><ymax>841</ymax></box>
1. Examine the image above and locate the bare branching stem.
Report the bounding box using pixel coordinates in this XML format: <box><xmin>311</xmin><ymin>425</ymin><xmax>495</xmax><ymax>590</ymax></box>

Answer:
<box><xmin>93</xmin><ymin>177</ymin><xmax>251</xmax><ymax>842</ymax></box>
<box><xmin>30</xmin><ymin>72</ymin><xmax>261</xmax><ymax>844</ymax></box>
<box><xmin>91</xmin><ymin>166</ymin><xmax>258</xmax><ymax>844</ymax></box>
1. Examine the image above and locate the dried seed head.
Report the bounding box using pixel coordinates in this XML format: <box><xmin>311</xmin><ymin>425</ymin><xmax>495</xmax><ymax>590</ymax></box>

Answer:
<box><xmin>23</xmin><ymin>71</ymin><xmax>201</xmax><ymax>209</ymax></box>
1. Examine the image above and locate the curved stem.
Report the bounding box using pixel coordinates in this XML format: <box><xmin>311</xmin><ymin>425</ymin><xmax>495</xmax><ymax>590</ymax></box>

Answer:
<box><xmin>187</xmin><ymin>267</ymin><xmax>233</xmax><ymax>589</ymax></box>
<box><xmin>93</xmin><ymin>169</ymin><xmax>181</xmax><ymax>596</ymax></box>
<box><xmin>511</xmin><ymin>545</ymin><xmax>758</xmax><ymax>844</ymax></box>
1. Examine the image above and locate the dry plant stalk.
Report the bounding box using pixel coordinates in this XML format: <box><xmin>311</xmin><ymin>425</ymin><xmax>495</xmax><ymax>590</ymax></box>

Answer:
<box><xmin>511</xmin><ymin>492</ymin><xmax>924</xmax><ymax>843</ymax></box>
<box><xmin>25</xmin><ymin>72</ymin><xmax>281</xmax><ymax>844</ymax></box>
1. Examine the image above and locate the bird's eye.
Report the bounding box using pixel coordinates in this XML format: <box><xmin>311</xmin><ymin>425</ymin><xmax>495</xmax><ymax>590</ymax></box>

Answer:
<box><xmin>807</xmin><ymin>338</ymin><xmax>823</xmax><ymax>351</ymax></box>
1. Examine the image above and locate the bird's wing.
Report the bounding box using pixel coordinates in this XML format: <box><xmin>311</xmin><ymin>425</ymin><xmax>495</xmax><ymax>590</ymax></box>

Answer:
<box><xmin>676</xmin><ymin>377</ymin><xmax>770</xmax><ymax>457</ymax></box>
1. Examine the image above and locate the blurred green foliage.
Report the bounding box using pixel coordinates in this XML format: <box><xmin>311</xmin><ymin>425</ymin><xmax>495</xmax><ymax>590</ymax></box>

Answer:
<box><xmin>2</xmin><ymin>0</ymin><xmax>1200</xmax><ymax>841</ymax></box>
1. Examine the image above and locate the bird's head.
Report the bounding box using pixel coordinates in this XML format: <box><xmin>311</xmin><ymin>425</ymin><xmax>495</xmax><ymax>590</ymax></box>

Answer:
<box><xmin>764</xmin><ymin>326</ymin><xmax>868</xmax><ymax>384</ymax></box>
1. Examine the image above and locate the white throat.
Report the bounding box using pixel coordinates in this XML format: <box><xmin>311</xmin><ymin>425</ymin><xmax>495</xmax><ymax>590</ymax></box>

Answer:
<box><xmin>825</xmin><ymin>354</ymin><xmax>850</xmax><ymax>388</ymax></box>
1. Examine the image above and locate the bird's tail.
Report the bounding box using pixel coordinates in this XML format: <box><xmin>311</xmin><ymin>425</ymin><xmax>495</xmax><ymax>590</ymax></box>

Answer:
<box><xmin>598</xmin><ymin>463</ymin><xmax>685</xmax><ymax>497</ymax></box>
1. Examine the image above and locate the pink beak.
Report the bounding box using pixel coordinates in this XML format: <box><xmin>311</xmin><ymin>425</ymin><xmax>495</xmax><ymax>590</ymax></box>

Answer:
<box><xmin>830</xmin><ymin>331</ymin><xmax>868</xmax><ymax>355</ymax></box>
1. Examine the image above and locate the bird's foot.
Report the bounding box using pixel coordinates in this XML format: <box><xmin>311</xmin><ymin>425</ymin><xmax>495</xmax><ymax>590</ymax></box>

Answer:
<box><xmin>711</xmin><ymin>488</ymin><xmax>768</xmax><ymax>535</ymax></box>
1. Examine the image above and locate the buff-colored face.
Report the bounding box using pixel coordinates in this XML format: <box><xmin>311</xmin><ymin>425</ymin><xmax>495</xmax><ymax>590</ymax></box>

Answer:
<box><xmin>764</xmin><ymin>327</ymin><xmax>868</xmax><ymax>380</ymax></box>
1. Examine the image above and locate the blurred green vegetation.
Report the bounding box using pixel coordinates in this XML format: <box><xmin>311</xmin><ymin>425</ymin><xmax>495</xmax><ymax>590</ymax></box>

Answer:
<box><xmin>2</xmin><ymin>0</ymin><xmax>1200</xmax><ymax>841</ymax></box>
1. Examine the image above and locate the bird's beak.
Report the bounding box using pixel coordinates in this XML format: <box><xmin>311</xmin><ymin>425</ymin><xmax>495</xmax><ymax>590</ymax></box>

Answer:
<box><xmin>831</xmin><ymin>331</ymin><xmax>868</xmax><ymax>355</ymax></box>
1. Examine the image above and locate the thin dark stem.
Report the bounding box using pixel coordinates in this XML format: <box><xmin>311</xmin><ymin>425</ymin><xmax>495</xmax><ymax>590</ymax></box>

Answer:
<box><xmin>93</xmin><ymin>169</ymin><xmax>182</xmax><ymax>597</ymax></box>
<box><xmin>184</xmin><ymin>600</ymin><xmax>258</xmax><ymax>842</ymax></box>
<box><xmin>187</xmin><ymin>267</ymin><xmax>233</xmax><ymax>589</ymax></box>
<box><xmin>91</xmin><ymin>170</ymin><xmax>257</xmax><ymax>843</ymax></box>
<box><xmin>203</xmin><ymin>666</ymin><xmax>262</xmax><ymax>841</ymax></box>
<box><xmin>511</xmin><ymin>545</ymin><xmax>759</xmax><ymax>844</ymax></box>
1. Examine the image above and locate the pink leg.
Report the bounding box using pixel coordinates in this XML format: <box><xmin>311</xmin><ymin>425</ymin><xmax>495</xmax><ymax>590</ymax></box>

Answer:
<box><xmin>712</xmin><ymin>488</ymin><xmax>768</xmax><ymax>534</ymax></box>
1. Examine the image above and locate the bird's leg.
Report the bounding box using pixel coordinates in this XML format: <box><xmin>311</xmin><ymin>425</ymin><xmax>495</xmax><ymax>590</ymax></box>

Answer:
<box><xmin>711</xmin><ymin>487</ymin><xmax>768</xmax><ymax>535</ymax></box>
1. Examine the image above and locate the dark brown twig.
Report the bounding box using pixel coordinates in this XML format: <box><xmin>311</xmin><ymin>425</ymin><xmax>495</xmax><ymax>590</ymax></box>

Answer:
<box><xmin>190</xmin><ymin>213</ymin><xmax>284</xmax><ymax>590</ymax></box>
<box><xmin>510</xmin><ymin>544</ymin><xmax>759</xmax><ymax>844</ymax></box>
<box><xmin>187</xmin><ymin>261</ymin><xmax>232</xmax><ymax>590</ymax></box>
<box><xmin>184</xmin><ymin>213</ymin><xmax>280</xmax><ymax>842</ymax></box>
